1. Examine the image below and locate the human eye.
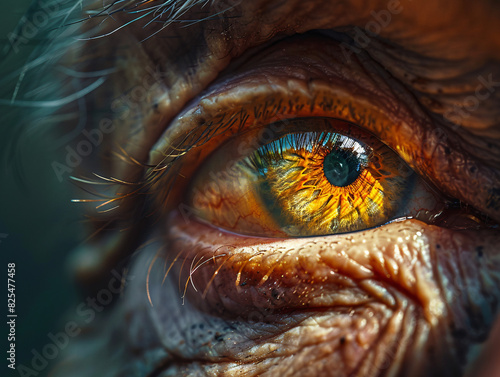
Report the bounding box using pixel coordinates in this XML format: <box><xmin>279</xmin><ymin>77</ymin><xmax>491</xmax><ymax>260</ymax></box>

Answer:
<box><xmin>4</xmin><ymin>1</ymin><xmax>500</xmax><ymax>377</ymax></box>
<box><xmin>186</xmin><ymin>117</ymin><xmax>440</xmax><ymax>237</ymax></box>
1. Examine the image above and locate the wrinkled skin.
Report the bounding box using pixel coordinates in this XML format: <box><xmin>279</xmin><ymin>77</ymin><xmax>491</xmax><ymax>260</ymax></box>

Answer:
<box><xmin>6</xmin><ymin>0</ymin><xmax>500</xmax><ymax>376</ymax></box>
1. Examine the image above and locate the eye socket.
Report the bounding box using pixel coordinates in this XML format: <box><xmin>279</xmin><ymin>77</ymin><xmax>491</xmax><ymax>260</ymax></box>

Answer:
<box><xmin>187</xmin><ymin>117</ymin><xmax>441</xmax><ymax>237</ymax></box>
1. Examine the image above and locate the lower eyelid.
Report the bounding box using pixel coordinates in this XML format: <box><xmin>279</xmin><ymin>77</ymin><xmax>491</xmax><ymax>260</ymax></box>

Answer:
<box><xmin>142</xmin><ymin>214</ymin><xmax>500</xmax><ymax>377</ymax></box>
<box><xmin>161</xmin><ymin>209</ymin><xmax>500</xmax><ymax>329</ymax></box>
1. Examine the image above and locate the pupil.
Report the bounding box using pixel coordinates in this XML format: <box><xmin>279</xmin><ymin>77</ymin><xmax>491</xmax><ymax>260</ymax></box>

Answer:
<box><xmin>323</xmin><ymin>150</ymin><xmax>361</xmax><ymax>187</ymax></box>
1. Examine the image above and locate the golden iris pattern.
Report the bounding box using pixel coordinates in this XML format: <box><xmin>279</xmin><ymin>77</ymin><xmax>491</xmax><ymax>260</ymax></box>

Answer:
<box><xmin>188</xmin><ymin>118</ymin><xmax>414</xmax><ymax>237</ymax></box>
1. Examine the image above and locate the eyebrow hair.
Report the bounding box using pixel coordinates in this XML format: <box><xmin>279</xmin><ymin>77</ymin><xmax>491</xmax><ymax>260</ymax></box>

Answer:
<box><xmin>6</xmin><ymin>0</ymin><xmax>215</xmax><ymax>46</ymax></box>
<box><xmin>79</xmin><ymin>0</ymin><xmax>217</xmax><ymax>34</ymax></box>
<box><xmin>1</xmin><ymin>0</ymin><xmax>226</xmax><ymax>105</ymax></box>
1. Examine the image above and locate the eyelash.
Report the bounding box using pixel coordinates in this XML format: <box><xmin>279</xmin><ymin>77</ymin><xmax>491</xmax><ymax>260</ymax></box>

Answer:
<box><xmin>141</xmin><ymin>94</ymin><xmax>376</xmax><ymax>215</ymax></box>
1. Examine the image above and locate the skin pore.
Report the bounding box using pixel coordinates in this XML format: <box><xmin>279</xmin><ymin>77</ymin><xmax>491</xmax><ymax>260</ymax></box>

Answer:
<box><xmin>4</xmin><ymin>0</ymin><xmax>500</xmax><ymax>376</ymax></box>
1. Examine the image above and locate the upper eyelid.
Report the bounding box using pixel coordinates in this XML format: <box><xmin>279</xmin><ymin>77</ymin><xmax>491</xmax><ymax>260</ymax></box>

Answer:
<box><xmin>148</xmin><ymin>37</ymin><xmax>420</xmax><ymax>169</ymax></box>
<box><xmin>145</xmin><ymin>63</ymin><xmax>414</xmax><ymax>206</ymax></box>
<box><xmin>144</xmin><ymin>35</ymin><xmax>500</xmax><ymax>224</ymax></box>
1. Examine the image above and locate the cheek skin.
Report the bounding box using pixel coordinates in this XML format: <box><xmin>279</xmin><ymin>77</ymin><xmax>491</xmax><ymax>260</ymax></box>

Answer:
<box><xmin>159</xmin><ymin>211</ymin><xmax>500</xmax><ymax>376</ymax></box>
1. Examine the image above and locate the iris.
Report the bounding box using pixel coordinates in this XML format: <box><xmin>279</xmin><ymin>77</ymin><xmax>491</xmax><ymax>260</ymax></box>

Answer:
<box><xmin>188</xmin><ymin>118</ymin><xmax>419</xmax><ymax>237</ymax></box>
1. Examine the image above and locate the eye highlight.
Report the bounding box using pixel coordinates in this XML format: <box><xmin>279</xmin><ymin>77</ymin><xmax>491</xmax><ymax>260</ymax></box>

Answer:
<box><xmin>187</xmin><ymin>117</ymin><xmax>438</xmax><ymax>237</ymax></box>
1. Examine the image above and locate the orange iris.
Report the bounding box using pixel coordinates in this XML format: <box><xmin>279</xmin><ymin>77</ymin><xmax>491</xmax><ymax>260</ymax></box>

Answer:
<box><xmin>188</xmin><ymin>118</ymin><xmax>413</xmax><ymax>237</ymax></box>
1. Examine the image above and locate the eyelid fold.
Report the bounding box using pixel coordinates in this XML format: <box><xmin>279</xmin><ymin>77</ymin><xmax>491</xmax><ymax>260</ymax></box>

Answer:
<box><xmin>148</xmin><ymin>34</ymin><xmax>500</xmax><ymax>223</ymax></box>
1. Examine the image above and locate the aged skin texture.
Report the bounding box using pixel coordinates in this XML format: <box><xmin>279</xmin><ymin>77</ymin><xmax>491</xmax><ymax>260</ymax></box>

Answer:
<box><xmin>5</xmin><ymin>0</ymin><xmax>500</xmax><ymax>376</ymax></box>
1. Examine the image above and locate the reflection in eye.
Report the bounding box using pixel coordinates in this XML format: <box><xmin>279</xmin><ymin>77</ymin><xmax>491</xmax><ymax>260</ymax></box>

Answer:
<box><xmin>189</xmin><ymin>117</ymin><xmax>441</xmax><ymax>237</ymax></box>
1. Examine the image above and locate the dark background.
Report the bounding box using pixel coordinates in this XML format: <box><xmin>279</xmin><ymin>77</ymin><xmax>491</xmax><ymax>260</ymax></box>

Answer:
<box><xmin>1</xmin><ymin>2</ymin><xmax>82</xmax><ymax>376</ymax></box>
